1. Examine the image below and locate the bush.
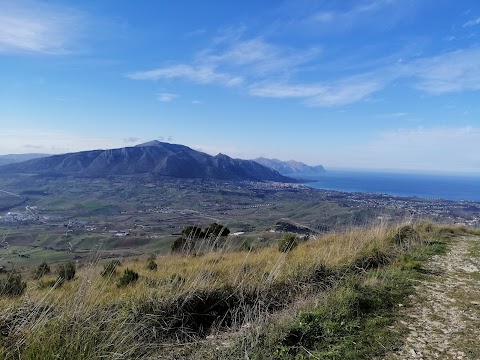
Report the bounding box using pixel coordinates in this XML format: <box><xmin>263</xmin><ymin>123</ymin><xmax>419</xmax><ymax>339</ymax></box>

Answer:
<box><xmin>171</xmin><ymin>236</ymin><xmax>195</xmax><ymax>254</ymax></box>
<box><xmin>204</xmin><ymin>223</ymin><xmax>230</xmax><ymax>238</ymax></box>
<box><xmin>34</xmin><ymin>262</ymin><xmax>50</xmax><ymax>279</ymax></box>
<box><xmin>0</xmin><ymin>274</ymin><xmax>27</xmax><ymax>297</ymax></box>
<box><xmin>393</xmin><ymin>225</ymin><xmax>420</xmax><ymax>249</ymax></box>
<box><xmin>57</xmin><ymin>262</ymin><xmax>76</xmax><ymax>282</ymax></box>
<box><xmin>117</xmin><ymin>268</ymin><xmax>139</xmax><ymax>288</ymax></box>
<box><xmin>146</xmin><ymin>260</ymin><xmax>158</xmax><ymax>271</ymax></box>
<box><xmin>279</xmin><ymin>233</ymin><xmax>298</xmax><ymax>252</ymax></box>
<box><xmin>101</xmin><ymin>260</ymin><xmax>121</xmax><ymax>277</ymax></box>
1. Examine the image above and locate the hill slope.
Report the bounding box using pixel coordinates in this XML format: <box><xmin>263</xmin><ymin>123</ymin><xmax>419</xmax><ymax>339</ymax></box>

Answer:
<box><xmin>0</xmin><ymin>153</ymin><xmax>50</xmax><ymax>166</ymax></box>
<box><xmin>0</xmin><ymin>141</ymin><xmax>296</xmax><ymax>182</ymax></box>
<box><xmin>254</xmin><ymin>157</ymin><xmax>325</xmax><ymax>175</ymax></box>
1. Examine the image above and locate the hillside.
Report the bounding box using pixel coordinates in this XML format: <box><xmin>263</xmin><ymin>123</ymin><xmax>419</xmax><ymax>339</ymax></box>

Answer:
<box><xmin>1</xmin><ymin>222</ymin><xmax>477</xmax><ymax>359</ymax></box>
<box><xmin>254</xmin><ymin>157</ymin><xmax>325</xmax><ymax>175</ymax></box>
<box><xmin>0</xmin><ymin>153</ymin><xmax>49</xmax><ymax>166</ymax></box>
<box><xmin>0</xmin><ymin>141</ymin><xmax>296</xmax><ymax>182</ymax></box>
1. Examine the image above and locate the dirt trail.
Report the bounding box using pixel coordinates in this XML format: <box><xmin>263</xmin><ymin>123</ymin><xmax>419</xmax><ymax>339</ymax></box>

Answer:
<box><xmin>390</xmin><ymin>236</ymin><xmax>480</xmax><ymax>360</ymax></box>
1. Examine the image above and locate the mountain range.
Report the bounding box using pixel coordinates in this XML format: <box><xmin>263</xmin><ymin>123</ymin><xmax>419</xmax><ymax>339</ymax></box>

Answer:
<box><xmin>0</xmin><ymin>141</ymin><xmax>296</xmax><ymax>183</ymax></box>
<box><xmin>254</xmin><ymin>157</ymin><xmax>325</xmax><ymax>175</ymax></box>
<box><xmin>0</xmin><ymin>153</ymin><xmax>50</xmax><ymax>167</ymax></box>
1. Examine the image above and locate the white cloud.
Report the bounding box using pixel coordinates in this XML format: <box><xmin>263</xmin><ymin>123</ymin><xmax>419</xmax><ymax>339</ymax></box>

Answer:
<box><xmin>128</xmin><ymin>64</ymin><xmax>243</xmax><ymax>87</ymax></box>
<box><xmin>249</xmin><ymin>75</ymin><xmax>384</xmax><ymax>106</ymax></box>
<box><xmin>463</xmin><ymin>17</ymin><xmax>480</xmax><ymax>27</ymax></box>
<box><xmin>409</xmin><ymin>48</ymin><xmax>480</xmax><ymax>94</ymax></box>
<box><xmin>309</xmin><ymin>0</ymin><xmax>409</xmax><ymax>31</ymax></box>
<box><xmin>201</xmin><ymin>37</ymin><xmax>319</xmax><ymax>76</ymax></box>
<box><xmin>0</xmin><ymin>1</ymin><xmax>86</xmax><ymax>54</ymax></box>
<box><xmin>157</xmin><ymin>92</ymin><xmax>179</xmax><ymax>102</ymax></box>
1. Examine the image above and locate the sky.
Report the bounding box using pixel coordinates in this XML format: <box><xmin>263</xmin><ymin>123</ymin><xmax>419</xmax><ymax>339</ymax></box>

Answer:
<box><xmin>1</xmin><ymin>0</ymin><xmax>480</xmax><ymax>174</ymax></box>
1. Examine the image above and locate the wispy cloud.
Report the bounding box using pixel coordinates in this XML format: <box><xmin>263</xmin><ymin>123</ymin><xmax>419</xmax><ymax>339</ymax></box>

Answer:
<box><xmin>128</xmin><ymin>64</ymin><xmax>243</xmax><ymax>87</ymax></box>
<box><xmin>157</xmin><ymin>92</ymin><xmax>179</xmax><ymax>102</ymax></box>
<box><xmin>463</xmin><ymin>17</ymin><xmax>480</xmax><ymax>27</ymax></box>
<box><xmin>409</xmin><ymin>48</ymin><xmax>480</xmax><ymax>94</ymax></box>
<box><xmin>307</xmin><ymin>0</ymin><xmax>413</xmax><ymax>32</ymax></box>
<box><xmin>249</xmin><ymin>75</ymin><xmax>384</xmax><ymax>106</ymax></box>
<box><xmin>123</xmin><ymin>137</ymin><xmax>140</xmax><ymax>143</ymax></box>
<box><xmin>0</xmin><ymin>0</ymin><xmax>86</xmax><ymax>55</ymax></box>
<box><xmin>200</xmin><ymin>37</ymin><xmax>319</xmax><ymax>76</ymax></box>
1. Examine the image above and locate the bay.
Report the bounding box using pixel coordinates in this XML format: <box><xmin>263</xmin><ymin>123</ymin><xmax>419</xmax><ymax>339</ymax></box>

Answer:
<box><xmin>297</xmin><ymin>171</ymin><xmax>480</xmax><ymax>202</ymax></box>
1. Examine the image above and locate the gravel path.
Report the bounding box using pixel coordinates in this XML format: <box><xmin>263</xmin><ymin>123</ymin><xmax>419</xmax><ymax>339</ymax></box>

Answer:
<box><xmin>390</xmin><ymin>237</ymin><xmax>480</xmax><ymax>360</ymax></box>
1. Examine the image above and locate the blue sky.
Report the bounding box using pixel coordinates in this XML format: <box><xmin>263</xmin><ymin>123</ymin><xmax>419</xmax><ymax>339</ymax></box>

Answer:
<box><xmin>1</xmin><ymin>0</ymin><xmax>480</xmax><ymax>173</ymax></box>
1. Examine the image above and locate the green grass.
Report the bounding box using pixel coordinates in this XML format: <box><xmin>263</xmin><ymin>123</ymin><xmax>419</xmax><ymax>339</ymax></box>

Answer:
<box><xmin>0</xmin><ymin>220</ymin><xmax>475</xmax><ymax>359</ymax></box>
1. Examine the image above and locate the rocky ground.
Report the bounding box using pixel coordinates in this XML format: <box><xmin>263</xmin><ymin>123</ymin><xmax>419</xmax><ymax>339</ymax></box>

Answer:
<box><xmin>389</xmin><ymin>236</ymin><xmax>480</xmax><ymax>359</ymax></box>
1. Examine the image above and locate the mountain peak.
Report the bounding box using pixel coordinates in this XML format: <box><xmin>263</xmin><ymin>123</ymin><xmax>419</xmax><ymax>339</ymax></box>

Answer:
<box><xmin>135</xmin><ymin>140</ymin><xmax>165</xmax><ymax>147</ymax></box>
<box><xmin>0</xmin><ymin>143</ymin><xmax>298</xmax><ymax>183</ymax></box>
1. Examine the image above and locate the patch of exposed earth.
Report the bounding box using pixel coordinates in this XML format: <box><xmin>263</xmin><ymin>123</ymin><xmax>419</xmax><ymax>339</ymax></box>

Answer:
<box><xmin>389</xmin><ymin>237</ymin><xmax>480</xmax><ymax>360</ymax></box>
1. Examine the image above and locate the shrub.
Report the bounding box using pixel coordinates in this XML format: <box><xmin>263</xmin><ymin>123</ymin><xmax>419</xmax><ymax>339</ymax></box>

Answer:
<box><xmin>101</xmin><ymin>260</ymin><xmax>121</xmax><ymax>277</ymax></box>
<box><xmin>37</xmin><ymin>279</ymin><xmax>59</xmax><ymax>290</ymax></box>
<box><xmin>171</xmin><ymin>236</ymin><xmax>195</xmax><ymax>254</ymax></box>
<box><xmin>181</xmin><ymin>225</ymin><xmax>204</xmax><ymax>239</ymax></box>
<box><xmin>57</xmin><ymin>262</ymin><xmax>76</xmax><ymax>282</ymax></box>
<box><xmin>146</xmin><ymin>260</ymin><xmax>158</xmax><ymax>271</ymax></box>
<box><xmin>117</xmin><ymin>268</ymin><xmax>139</xmax><ymax>288</ymax></box>
<box><xmin>204</xmin><ymin>223</ymin><xmax>230</xmax><ymax>238</ymax></box>
<box><xmin>34</xmin><ymin>261</ymin><xmax>50</xmax><ymax>279</ymax></box>
<box><xmin>0</xmin><ymin>274</ymin><xmax>27</xmax><ymax>297</ymax></box>
<box><xmin>278</xmin><ymin>233</ymin><xmax>298</xmax><ymax>252</ymax></box>
<box><xmin>393</xmin><ymin>225</ymin><xmax>420</xmax><ymax>249</ymax></box>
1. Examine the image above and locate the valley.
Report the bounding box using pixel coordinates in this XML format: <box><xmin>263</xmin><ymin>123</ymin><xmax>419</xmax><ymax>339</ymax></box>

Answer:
<box><xmin>1</xmin><ymin>174</ymin><xmax>479</xmax><ymax>269</ymax></box>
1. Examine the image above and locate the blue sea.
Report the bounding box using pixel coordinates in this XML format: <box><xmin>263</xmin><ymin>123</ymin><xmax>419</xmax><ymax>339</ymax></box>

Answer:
<box><xmin>298</xmin><ymin>171</ymin><xmax>480</xmax><ymax>202</ymax></box>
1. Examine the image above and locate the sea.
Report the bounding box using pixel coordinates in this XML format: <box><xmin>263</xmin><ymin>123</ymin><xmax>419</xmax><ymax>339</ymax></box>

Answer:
<box><xmin>297</xmin><ymin>171</ymin><xmax>480</xmax><ymax>202</ymax></box>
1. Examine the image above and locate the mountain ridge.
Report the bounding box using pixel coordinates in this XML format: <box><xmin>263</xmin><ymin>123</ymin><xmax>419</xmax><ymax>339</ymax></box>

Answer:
<box><xmin>254</xmin><ymin>157</ymin><xmax>325</xmax><ymax>175</ymax></box>
<box><xmin>0</xmin><ymin>142</ymin><xmax>297</xmax><ymax>183</ymax></box>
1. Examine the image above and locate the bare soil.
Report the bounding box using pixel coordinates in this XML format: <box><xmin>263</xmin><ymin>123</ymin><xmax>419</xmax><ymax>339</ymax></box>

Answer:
<box><xmin>389</xmin><ymin>236</ymin><xmax>480</xmax><ymax>359</ymax></box>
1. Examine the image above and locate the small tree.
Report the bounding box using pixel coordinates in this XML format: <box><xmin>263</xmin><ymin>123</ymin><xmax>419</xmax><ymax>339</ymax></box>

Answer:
<box><xmin>101</xmin><ymin>260</ymin><xmax>121</xmax><ymax>277</ymax></box>
<box><xmin>117</xmin><ymin>268</ymin><xmax>139</xmax><ymax>288</ymax></box>
<box><xmin>279</xmin><ymin>233</ymin><xmax>298</xmax><ymax>252</ymax></box>
<box><xmin>34</xmin><ymin>262</ymin><xmax>51</xmax><ymax>279</ymax></box>
<box><xmin>146</xmin><ymin>260</ymin><xmax>158</xmax><ymax>271</ymax></box>
<box><xmin>204</xmin><ymin>223</ymin><xmax>230</xmax><ymax>238</ymax></box>
<box><xmin>0</xmin><ymin>274</ymin><xmax>27</xmax><ymax>297</ymax></box>
<box><xmin>57</xmin><ymin>262</ymin><xmax>76</xmax><ymax>282</ymax></box>
<box><xmin>171</xmin><ymin>236</ymin><xmax>195</xmax><ymax>254</ymax></box>
<box><xmin>181</xmin><ymin>225</ymin><xmax>204</xmax><ymax>239</ymax></box>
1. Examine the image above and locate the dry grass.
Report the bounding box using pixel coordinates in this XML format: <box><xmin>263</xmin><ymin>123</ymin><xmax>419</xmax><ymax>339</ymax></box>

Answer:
<box><xmin>0</xmin><ymin>221</ymin><xmax>474</xmax><ymax>359</ymax></box>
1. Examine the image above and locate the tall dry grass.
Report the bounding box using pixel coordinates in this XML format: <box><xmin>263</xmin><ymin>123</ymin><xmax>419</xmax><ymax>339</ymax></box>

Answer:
<box><xmin>0</xmin><ymin>221</ymin><xmax>473</xmax><ymax>359</ymax></box>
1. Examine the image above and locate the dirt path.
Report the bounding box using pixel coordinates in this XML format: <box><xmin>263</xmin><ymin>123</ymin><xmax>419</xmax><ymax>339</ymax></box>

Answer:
<box><xmin>390</xmin><ymin>236</ymin><xmax>480</xmax><ymax>359</ymax></box>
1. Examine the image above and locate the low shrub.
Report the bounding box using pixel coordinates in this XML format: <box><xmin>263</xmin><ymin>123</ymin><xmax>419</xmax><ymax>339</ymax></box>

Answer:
<box><xmin>34</xmin><ymin>262</ymin><xmax>50</xmax><ymax>279</ymax></box>
<box><xmin>101</xmin><ymin>260</ymin><xmax>121</xmax><ymax>277</ymax></box>
<box><xmin>0</xmin><ymin>274</ymin><xmax>27</xmax><ymax>297</ymax></box>
<box><xmin>393</xmin><ymin>225</ymin><xmax>420</xmax><ymax>249</ymax></box>
<box><xmin>146</xmin><ymin>260</ymin><xmax>158</xmax><ymax>271</ymax></box>
<box><xmin>117</xmin><ymin>268</ymin><xmax>139</xmax><ymax>288</ymax></box>
<box><xmin>278</xmin><ymin>233</ymin><xmax>298</xmax><ymax>252</ymax></box>
<box><xmin>57</xmin><ymin>262</ymin><xmax>76</xmax><ymax>282</ymax></box>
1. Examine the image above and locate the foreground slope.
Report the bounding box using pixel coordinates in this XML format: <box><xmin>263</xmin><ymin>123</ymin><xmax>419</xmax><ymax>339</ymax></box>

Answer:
<box><xmin>0</xmin><ymin>141</ymin><xmax>296</xmax><ymax>182</ymax></box>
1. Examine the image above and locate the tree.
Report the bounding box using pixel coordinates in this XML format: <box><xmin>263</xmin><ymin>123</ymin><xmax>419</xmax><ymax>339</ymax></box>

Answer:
<box><xmin>171</xmin><ymin>236</ymin><xmax>195</xmax><ymax>254</ymax></box>
<box><xmin>34</xmin><ymin>261</ymin><xmax>51</xmax><ymax>279</ymax></box>
<box><xmin>204</xmin><ymin>223</ymin><xmax>230</xmax><ymax>238</ymax></box>
<box><xmin>181</xmin><ymin>225</ymin><xmax>204</xmax><ymax>240</ymax></box>
<box><xmin>57</xmin><ymin>262</ymin><xmax>76</xmax><ymax>281</ymax></box>
<box><xmin>278</xmin><ymin>233</ymin><xmax>298</xmax><ymax>252</ymax></box>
